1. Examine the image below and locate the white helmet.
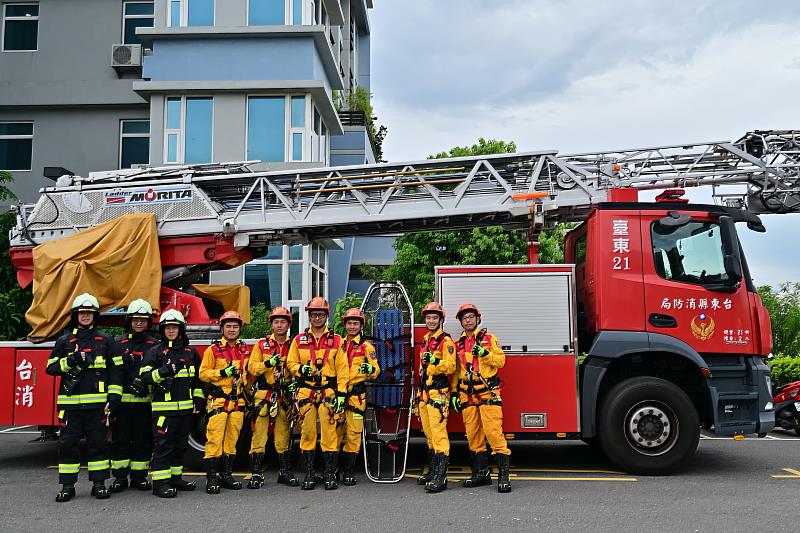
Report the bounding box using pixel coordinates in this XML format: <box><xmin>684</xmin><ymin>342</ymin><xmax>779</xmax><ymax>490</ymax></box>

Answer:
<box><xmin>71</xmin><ymin>293</ymin><xmax>100</xmax><ymax>313</ymax></box>
<box><xmin>159</xmin><ymin>309</ymin><xmax>186</xmax><ymax>326</ymax></box>
<box><xmin>126</xmin><ymin>298</ymin><xmax>154</xmax><ymax>318</ymax></box>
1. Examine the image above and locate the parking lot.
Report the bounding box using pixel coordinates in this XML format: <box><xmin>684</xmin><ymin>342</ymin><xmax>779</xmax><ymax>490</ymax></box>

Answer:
<box><xmin>1</xmin><ymin>426</ymin><xmax>798</xmax><ymax>532</ymax></box>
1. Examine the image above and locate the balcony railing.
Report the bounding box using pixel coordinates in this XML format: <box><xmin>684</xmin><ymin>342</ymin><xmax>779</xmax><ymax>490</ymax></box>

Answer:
<box><xmin>338</xmin><ymin>110</ymin><xmax>367</xmax><ymax>126</ymax></box>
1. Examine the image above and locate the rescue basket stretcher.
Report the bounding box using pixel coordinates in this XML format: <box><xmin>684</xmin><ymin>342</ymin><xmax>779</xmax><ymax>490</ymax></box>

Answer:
<box><xmin>359</xmin><ymin>281</ymin><xmax>414</xmax><ymax>483</ymax></box>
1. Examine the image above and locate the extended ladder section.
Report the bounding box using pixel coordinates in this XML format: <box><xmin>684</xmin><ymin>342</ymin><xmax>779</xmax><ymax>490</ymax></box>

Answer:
<box><xmin>11</xmin><ymin>130</ymin><xmax>800</xmax><ymax>249</ymax></box>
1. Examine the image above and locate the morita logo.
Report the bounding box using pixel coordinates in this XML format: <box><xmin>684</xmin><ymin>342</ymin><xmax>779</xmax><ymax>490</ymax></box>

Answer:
<box><xmin>105</xmin><ymin>186</ymin><xmax>193</xmax><ymax>207</ymax></box>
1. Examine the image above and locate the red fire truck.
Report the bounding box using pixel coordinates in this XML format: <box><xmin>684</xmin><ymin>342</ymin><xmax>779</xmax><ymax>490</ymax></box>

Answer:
<box><xmin>2</xmin><ymin>130</ymin><xmax>797</xmax><ymax>475</ymax></box>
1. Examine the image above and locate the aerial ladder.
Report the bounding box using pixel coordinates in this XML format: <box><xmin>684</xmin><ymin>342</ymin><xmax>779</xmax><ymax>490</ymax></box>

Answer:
<box><xmin>8</xmin><ymin>129</ymin><xmax>800</xmax><ymax>303</ymax></box>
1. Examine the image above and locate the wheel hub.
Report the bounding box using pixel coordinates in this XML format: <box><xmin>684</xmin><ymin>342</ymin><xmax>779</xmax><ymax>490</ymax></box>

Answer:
<box><xmin>628</xmin><ymin>405</ymin><xmax>671</xmax><ymax>448</ymax></box>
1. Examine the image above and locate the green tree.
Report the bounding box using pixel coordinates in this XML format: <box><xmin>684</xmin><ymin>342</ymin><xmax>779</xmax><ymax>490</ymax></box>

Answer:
<box><xmin>538</xmin><ymin>223</ymin><xmax>578</xmax><ymax>264</ymax></box>
<box><xmin>0</xmin><ymin>171</ymin><xmax>32</xmax><ymax>340</ymax></box>
<box><xmin>758</xmin><ymin>282</ymin><xmax>800</xmax><ymax>357</ymax></box>
<box><xmin>331</xmin><ymin>292</ymin><xmax>364</xmax><ymax>337</ymax></box>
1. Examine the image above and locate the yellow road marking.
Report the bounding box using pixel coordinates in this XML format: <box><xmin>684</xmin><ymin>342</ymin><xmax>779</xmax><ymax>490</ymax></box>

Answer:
<box><xmin>772</xmin><ymin>468</ymin><xmax>800</xmax><ymax>479</ymax></box>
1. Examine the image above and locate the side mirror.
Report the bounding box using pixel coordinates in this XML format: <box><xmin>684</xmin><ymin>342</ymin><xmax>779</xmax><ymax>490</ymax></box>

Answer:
<box><xmin>719</xmin><ymin>216</ymin><xmax>743</xmax><ymax>282</ymax></box>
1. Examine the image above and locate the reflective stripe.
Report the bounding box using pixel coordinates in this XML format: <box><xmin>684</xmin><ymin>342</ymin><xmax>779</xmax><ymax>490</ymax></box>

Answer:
<box><xmin>151</xmin><ymin>469</ymin><xmax>171</xmax><ymax>481</ymax></box>
<box><xmin>99</xmin><ymin>382</ymin><xmax>105</xmax><ymax>393</ymax></box>
<box><xmin>122</xmin><ymin>394</ymin><xmax>151</xmax><ymax>403</ymax></box>
<box><xmin>151</xmin><ymin>369</ymin><xmax>164</xmax><ymax>383</ymax></box>
<box><xmin>170</xmin><ymin>466</ymin><xmax>183</xmax><ymax>475</ymax></box>
<box><xmin>88</xmin><ymin>358</ymin><xmax>106</xmax><ymax>369</ymax></box>
<box><xmin>47</xmin><ymin>357</ymin><xmax>58</xmax><ymax>366</ymax></box>
<box><xmin>58</xmin><ymin>463</ymin><xmax>81</xmax><ymax>474</ymax></box>
<box><xmin>58</xmin><ymin>393</ymin><xmax>107</xmax><ymax>405</ymax></box>
<box><xmin>164</xmin><ymin>392</ymin><xmax>172</xmax><ymax>402</ymax></box>
<box><xmin>131</xmin><ymin>461</ymin><xmax>150</xmax><ymax>471</ymax></box>
<box><xmin>111</xmin><ymin>459</ymin><xmax>130</xmax><ymax>469</ymax></box>
<box><xmin>87</xmin><ymin>460</ymin><xmax>109</xmax><ymax>471</ymax></box>
<box><xmin>174</xmin><ymin>369</ymin><xmax>191</xmax><ymax>378</ymax></box>
<box><xmin>156</xmin><ymin>416</ymin><xmax>166</xmax><ymax>427</ymax></box>
<box><xmin>59</xmin><ymin>359</ymin><xmax>71</xmax><ymax>372</ymax></box>
<box><xmin>152</xmin><ymin>400</ymin><xmax>193</xmax><ymax>412</ymax></box>
<box><xmin>139</xmin><ymin>365</ymin><xmax>152</xmax><ymax>375</ymax></box>
<box><xmin>112</xmin><ymin>356</ymin><xmax>123</xmax><ymax>366</ymax></box>
<box><xmin>193</xmin><ymin>388</ymin><xmax>204</xmax><ymax>399</ymax></box>
<box><xmin>108</xmin><ymin>385</ymin><xmax>123</xmax><ymax>395</ymax></box>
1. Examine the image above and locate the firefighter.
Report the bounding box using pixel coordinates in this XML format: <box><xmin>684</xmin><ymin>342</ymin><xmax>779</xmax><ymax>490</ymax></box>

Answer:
<box><xmin>415</xmin><ymin>301</ymin><xmax>456</xmax><ymax>493</ymax></box>
<box><xmin>46</xmin><ymin>293</ymin><xmax>122</xmax><ymax>502</ymax></box>
<box><xmin>451</xmin><ymin>303</ymin><xmax>512</xmax><ymax>493</ymax></box>
<box><xmin>337</xmin><ymin>308</ymin><xmax>381</xmax><ymax>486</ymax></box>
<box><xmin>140</xmin><ymin>309</ymin><xmax>204</xmax><ymax>498</ymax></box>
<box><xmin>109</xmin><ymin>298</ymin><xmax>158</xmax><ymax>493</ymax></box>
<box><xmin>287</xmin><ymin>297</ymin><xmax>349</xmax><ymax>490</ymax></box>
<box><xmin>246</xmin><ymin>306</ymin><xmax>299</xmax><ymax>488</ymax></box>
<box><xmin>199</xmin><ymin>310</ymin><xmax>251</xmax><ymax>494</ymax></box>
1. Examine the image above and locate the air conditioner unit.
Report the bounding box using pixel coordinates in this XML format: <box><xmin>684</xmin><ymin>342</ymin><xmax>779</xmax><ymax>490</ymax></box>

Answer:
<box><xmin>111</xmin><ymin>44</ymin><xmax>142</xmax><ymax>68</ymax></box>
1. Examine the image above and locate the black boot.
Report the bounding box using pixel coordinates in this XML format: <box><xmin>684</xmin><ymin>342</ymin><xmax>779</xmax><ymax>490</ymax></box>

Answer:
<box><xmin>416</xmin><ymin>448</ymin><xmax>435</xmax><ymax>485</ymax></box>
<box><xmin>323</xmin><ymin>452</ymin><xmax>339</xmax><ymax>490</ymax></box>
<box><xmin>341</xmin><ymin>452</ymin><xmax>357</xmax><ymax>486</ymax></box>
<box><xmin>91</xmin><ymin>481</ymin><xmax>111</xmax><ymax>499</ymax></box>
<box><xmin>463</xmin><ymin>451</ymin><xmax>492</xmax><ymax>488</ymax></box>
<box><xmin>219</xmin><ymin>454</ymin><xmax>242</xmax><ymax>490</ymax></box>
<box><xmin>277</xmin><ymin>452</ymin><xmax>299</xmax><ymax>486</ymax></box>
<box><xmin>205</xmin><ymin>458</ymin><xmax>221</xmax><ymax>495</ymax></box>
<box><xmin>153</xmin><ymin>482</ymin><xmax>177</xmax><ymax>498</ymax></box>
<box><xmin>130</xmin><ymin>475</ymin><xmax>151</xmax><ymax>491</ymax></box>
<box><xmin>171</xmin><ymin>474</ymin><xmax>196</xmax><ymax>491</ymax></box>
<box><xmin>301</xmin><ymin>450</ymin><xmax>315</xmax><ymax>490</ymax></box>
<box><xmin>425</xmin><ymin>453</ymin><xmax>448</xmax><ymax>493</ymax></box>
<box><xmin>109</xmin><ymin>474</ymin><xmax>128</xmax><ymax>493</ymax></box>
<box><xmin>55</xmin><ymin>484</ymin><xmax>75</xmax><ymax>503</ymax></box>
<box><xmin>496</xmin><ymin>454</ymin><xmax>512</xmax><ymax>493</ymax></box>
<box><xmin>247</xmin><ymin>453</ymin><xmax>265</xmax><ymax>489</ymax></box>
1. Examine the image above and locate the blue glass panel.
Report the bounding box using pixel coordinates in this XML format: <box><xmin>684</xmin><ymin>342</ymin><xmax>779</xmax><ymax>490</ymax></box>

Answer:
<box><xmin>292</xmin><ymin>0</ymin><xmax>302</xmax><ymax>24</ymax></box>
<box><xmin>6</xmin><ymin>5</ymin><xmax>38</xmax><ymax>16</ymax></box>
<box><xmin>247</xmin><ymin>97</ymin><xmax>285</xmax><ymax>163</ymax></box>
<box><xmin>121</xmin><ymin>137</ymin><xmax>149</xmax><ymax>168</ymax></box>
<box><xmin>166</xmin><ymin>98</ymin><xmax>181</xmax><ymax>129</ymax></box>
<box><xmin>169</xmin><ymin>0</ymin><xmax>180</xmax><ymax>26</ymax></box>
<box><xmin>184</xmin><ymin>97</ymin><xmax>213</xmax><ymax>163</ymax></box>
<box><xmin>292</xmin><ymin>132</ymin><xmax>303</xmax><ymax>161</ymax></box>
<box><xmin>0</xmin><ymin>123</ymin><xmax>33</xmax><ymax>135</ymax></box>
<box><xmin>166</xmin><ymin>134</ymin><xmax>178</xmax><ymax>162</ymax></box>
<box><xmin>3</xmin><ymin>20</ymin><xmax>37</xmax><ymax>50</ymax></box>
<box><xmin>291</xmin><ymin>96</ymin><xmax>305</xmax><ymax>128</ymax></box>
<box><xmin>124</xmin><ymin>18</ymin><xmax>153</xmax><ymax>45</ymax></box>
<box><xmin>245</xmin><ymin>264</ymin><xmax>283</xmax><ymax>308</ymax></box>
<box><xmin>265</xmin><ymin>244</ymin><xmax>283</xmax><ymax>259</ymax></box>
<box><xmin>288</xmin><ymin>244</ymin><xmax>302</xmax><ymax>260</ymax></box>
<box><xmin>248</xmin><ymin>0</ymin><xmax>284</xmax><ymax>25</ymax></box>
<box><xmin>288</xmin><ymin>263</ymin><xmax>302</xmax><ymax>300</ymax></box>
<box><xmin>122</xmin><ymin>120</ymin><xmax>149</xmax><ymax>134</ymax></box>
<box><xmin>188</xmin><ymin>0</ymin><xmax>214</xmax><ymax>26</ymax></box>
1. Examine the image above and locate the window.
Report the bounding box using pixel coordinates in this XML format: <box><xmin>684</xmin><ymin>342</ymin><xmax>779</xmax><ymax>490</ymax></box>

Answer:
<box><xmin>2</xmin><ymin>3</ymin><xmax>38</xmax><ymax>52</ymax></box>
<box><xmin>119</xmin><ymin>120</ymin><xmax>150</xmax><ymax>169</ymax></box>
<box><xmin>247</xmin><ymin>0</ymin><xmax>304</xmax><ymax>26</ymax></box>
<box><xmin>0</xmin><ymin>121</ymin><xmax>33</xmax><ymax>171</ymax></box>
<box><xmin>122</xmin><ymin>2</ymin><xmax>154</xmax><ymax>45</ymax></box>
<box><xmin>248</xmin><ymin>0</ymin><xmax>284</xmax><ymax>25</ymax></box>
<box><xmin>247</xmin><ymin>94</ymin><xmax>312</xmax><ymax>163</ymax></box>
<box><xmin>164</xmin><ymin>97</ymin><xmax>213</xmax><ymax>164</ymax></box>
<box><xmin>651</xmin><ymin>221</ymin><xmax>729</xmax><ymax>286</ymax></box>
<box><xmin>168</xmin><ymin>0</ymin><xmax>214</xmax><ymax>27</ymax></box>
<box><xmin>247</xmin><ymin>96</ymin><xmax>285</xmax><ymax>163</ymax></box>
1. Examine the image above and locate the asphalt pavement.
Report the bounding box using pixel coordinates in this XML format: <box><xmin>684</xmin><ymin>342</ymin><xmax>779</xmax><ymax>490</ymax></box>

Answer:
<box><xmin>0</xmin><ymin>427</ymin><xmax>798</xmax><ymax>532</ymax></box>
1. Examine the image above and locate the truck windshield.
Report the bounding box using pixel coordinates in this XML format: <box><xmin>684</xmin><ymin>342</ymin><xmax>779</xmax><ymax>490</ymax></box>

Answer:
<box><xmin>651</xmin><ymin>221</ymin><xmax>730</xmax><ymax>287</ymax></box>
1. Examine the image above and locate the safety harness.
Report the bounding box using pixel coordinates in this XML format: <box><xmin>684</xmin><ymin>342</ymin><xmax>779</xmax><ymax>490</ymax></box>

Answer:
<box><xmin>456</xmin><ymin>329</ymin><xmax>502</xmax><ymax>408</ymax></box>
<box><xmin>415</xmin><ymin>331</ymin><xmax>451</xmax><ymax>422</ymax></box>
<box><xmin>206</xmin><ymin>340</ymin><xmax>249</xmax><ymax>418</ymax></box>
<box><xmin>344</xmin><ymin>336</ymin><xmax>370</xmax><ymax>418</ymax></box>
<box><xmin>296</xmin><ymin>330</ymin><xmax>340</xmax><ymax>425</ymax></box>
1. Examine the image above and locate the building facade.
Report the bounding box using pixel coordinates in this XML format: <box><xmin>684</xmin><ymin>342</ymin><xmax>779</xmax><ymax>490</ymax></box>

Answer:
<box><xmin>0</xmin><ymin>0</ymin><xmax>390</xmax><ymax>332</ymax></box>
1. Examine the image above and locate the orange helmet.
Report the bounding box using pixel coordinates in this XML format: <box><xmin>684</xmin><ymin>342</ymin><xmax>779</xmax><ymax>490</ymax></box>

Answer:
<box><xmin>269</xmin><ymin>306</ymin><xmax>292</xmax><ymax>323</ymax></box>
<box><xmin>305</xmin><ymin>296</ymin><xmax>330</xmax><ymax>315</ymax></box>
<box><xmin>342</xmin><ymin>308</ymin><xmax>366</xmax><ymax>325</ymax></box>
<box><xmin>421</xmin><ymin>301</ymin><xmax>445</xmax><ymax>319</ymax></box>
<box><xmin>456</xmin><ymin>303</ymin><xmax>481</xmax><ymax>321</ymax></box>
<box><xmin>219</xmin><ymin>310</ymin><xmax>244</xmax><ymax>329</ymax></box>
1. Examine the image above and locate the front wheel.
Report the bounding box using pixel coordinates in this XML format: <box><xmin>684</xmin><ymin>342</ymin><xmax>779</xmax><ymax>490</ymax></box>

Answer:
<box><xmin>598</xmin><ymin>377</ymin><xmax>700</xmax><ymax>475</ymax></box>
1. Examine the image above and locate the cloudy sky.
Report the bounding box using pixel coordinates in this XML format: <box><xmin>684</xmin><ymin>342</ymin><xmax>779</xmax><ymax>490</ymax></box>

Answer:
<box><xmin>369</xmin><ymin>0</ymin><xmax>800</xmax><ymax>287</ymax></box>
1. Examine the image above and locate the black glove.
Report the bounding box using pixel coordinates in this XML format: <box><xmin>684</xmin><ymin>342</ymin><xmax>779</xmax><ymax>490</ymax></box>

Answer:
<box><xmin>66</xmin><ymin>351</ymin><xmax>85</xmax><ymax>368</ymax></box>
<box><xmin>472</xmin><ymin>344</ymin><xmax>489</xmax><ymax>357</ymax></box>
<box><xmin>193</xmin><ymin>398</ymin><xmax>206</xmax><ymax>413</ymax></box>
<box><xmin>130</xmin><ymin>377</ymin><xmax>148</xmax><ymax>397</ymax></box>
<box><xmin>422</xmin><ymin>352</ymin><xmax>439</xmax><ymax>365</ymax></box>
<box><xmin>107</xmin><ymin>396</ymin><xmax>122</xmax><ymax>415</ymax></box>
<box><xmin>220</xmin><ymin>363</ymin><xmax>237</xmax><ymax>378</ymax></box>
<box><xmin>158</xmin><ymin>363</ymin><xmax>176</xmax><ymax>377</ymax></box>
<box><xmin>450</xmin><ymin>395</ymin><xmax>462</xmax><ymax>414</ymax></box>
<box><xmin>299</xmin><ymin>363</ymin><xmax>314</xmax><ymax>378</ymax></box>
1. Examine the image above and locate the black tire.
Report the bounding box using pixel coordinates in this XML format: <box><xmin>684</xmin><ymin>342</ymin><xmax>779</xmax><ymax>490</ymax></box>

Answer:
<box><xmin>598</xmin><ymin>376</ymin><xmax>700</xmax><ymax>475</ymax></box>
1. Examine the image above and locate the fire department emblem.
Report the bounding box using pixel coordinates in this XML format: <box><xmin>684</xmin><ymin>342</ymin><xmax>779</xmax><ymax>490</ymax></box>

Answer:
<box><xmin>690</xmin><ymin>313</ymin><xmax>715</xmax><ymax>341</ymax></box>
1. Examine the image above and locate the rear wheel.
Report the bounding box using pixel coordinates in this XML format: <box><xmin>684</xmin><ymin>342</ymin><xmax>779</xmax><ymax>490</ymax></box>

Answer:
<box><xmin>598</xmin><ymin>377</ymin><xmax>700</xmax><ymax>475</ymax></box>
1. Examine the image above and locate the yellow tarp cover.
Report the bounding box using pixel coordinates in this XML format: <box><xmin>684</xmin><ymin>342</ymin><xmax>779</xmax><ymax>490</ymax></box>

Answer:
<box><xmin>191</xmin><ymin>284</ymin><xmax>251</xmax><ymax>323</ymax></box>
<box><xmin>26</xmin><ymin>213</ymin><xmax>162</xmax><ymax>342</ymax></box>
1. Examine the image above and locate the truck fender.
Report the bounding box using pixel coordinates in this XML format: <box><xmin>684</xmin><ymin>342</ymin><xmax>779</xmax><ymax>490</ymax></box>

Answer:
<box><xmin>580</xmin><ymin>331</ymin><xmax>708</xmax><ymax>438</ymax></box>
